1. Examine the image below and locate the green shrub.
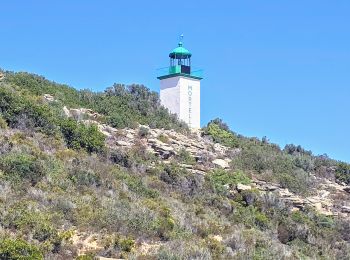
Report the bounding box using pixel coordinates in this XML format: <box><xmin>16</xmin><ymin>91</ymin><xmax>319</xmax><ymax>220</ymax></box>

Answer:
<box><xmin>277</xmin><ymin>169</ymin><xmax>310</xmax><ymax>195</ymax></box>
<box><xmin>3</xmin><ymin>203</ymin><xmax>60</xmax><ymax>245</ymax></box>
<box><xmin>69</xmin><ymin>168</ymin><xmax>101</xmax><ymax>187</ymax></box>
<box><xmin>203</xmin><ymin>120</ymin><xmax>239</xmax><ymax>148</ymax></box>
<box><xmin>138</xmin><ymin>126</ymin><xmax>149</xmax><ymax>138</ymax></box>
<box><xmin>4</xmin><ymin>71</ymin><xmax>188</xmax><ymax>133</ymax></box>
<box><xmin>59</xmin><ymin>119</ymin><xmax>105</xmax><ymax>153</ymax></box>
<box><xmin>157</xmin><ymin>134</ymin><xmax>169</xmax><ymax>143</ymax></box>
<box><xmin>0</xmin><ymin>238</ymin><xmax>43</xmax><ymax>260</ymax></box>
<box><xmin>0</xmin><ymin>152</ymin><xmax>44</xmax><ymax>185</ymax></box>
<box><xmin>208</xmin><ymin>169</ymin><xmax>250</xmax><ymax>195</ymax></box>
<box><xmin>335</xmin><ymin>162</ymin><xmax>350</xmax><ymax>184</ymax></box>
<box><xmin>75</xmin><ymin>255</ymin><xmax>95</xmax><ymax>260</ymax></box>
<box><xmin>0</xmin><ymin>86</ymin><xmax>58</xmax><ymax>134</ymax></box>
<box><xmin>177</xmin><ymin>148</ymin><xmax>196</xmax><ymax>165</ymax></box>
<box><xmin>119</xmin><ymin>237</ymin><xmax>135</xmax><ymax>252</ymax></box>
<box><xmin>114</xmin><ymin>170</ymin><xmax>159</xmax><ymax>198</ymax></box>
<box><xmin>0</xmin><ymin>114</ymin><xmax>8</xmax><ymax>128</ymax></box>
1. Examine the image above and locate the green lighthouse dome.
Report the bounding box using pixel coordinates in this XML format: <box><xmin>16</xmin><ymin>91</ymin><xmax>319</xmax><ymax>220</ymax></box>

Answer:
<box><xmin>169</xmin><ymin>41</ymin><xmax>192</xmax><ymax>59</ymax></box>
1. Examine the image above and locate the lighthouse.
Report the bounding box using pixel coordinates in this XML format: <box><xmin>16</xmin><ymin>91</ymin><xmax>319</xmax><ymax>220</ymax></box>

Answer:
<box><xmin>157</xmin><ymin>36</ymin><xmax>203</xmax><ymax>129</ymax></box>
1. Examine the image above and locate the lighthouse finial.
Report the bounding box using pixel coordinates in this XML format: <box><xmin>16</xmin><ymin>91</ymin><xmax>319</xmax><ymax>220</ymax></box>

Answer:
<box><xmin>179</xmin><ymin>34</ymin><xmax>184</xmax><ymax>46</ymax></box>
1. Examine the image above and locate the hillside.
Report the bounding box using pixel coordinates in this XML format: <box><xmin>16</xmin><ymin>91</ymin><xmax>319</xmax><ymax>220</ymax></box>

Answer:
<box><xmin>0</xmin><ymin>69</ymin><xmax>349</xmax><ymax>260</ymax></box>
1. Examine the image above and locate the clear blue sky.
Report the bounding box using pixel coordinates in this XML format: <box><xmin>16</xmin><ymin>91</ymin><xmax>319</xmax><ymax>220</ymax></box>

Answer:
<box><xmin>1</xmin><ymin>1</ymin><xmax>349</xmax><ymax>162</ymax></box>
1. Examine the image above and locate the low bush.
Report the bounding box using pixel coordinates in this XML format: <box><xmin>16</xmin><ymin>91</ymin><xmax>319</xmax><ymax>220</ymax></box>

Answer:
<box><xmin>138</xmin><ymin>126</ymin><xmax>149</xmax><ymax>138</ymax></box>
<box><xmin>157</xmin><ymin>134</ymin><xmax>169</xmax><ymax>143</ymax></box>
<box><xmin>0</xmin><ymin>114</ymin><xmax>8</xmax><ymax>129</ymax></box>
<box><xmin>203</xmin><ymin>120</ymin><xmax>239</xmax><ymax>148</ymax></box>
<box><xmin>177</xmin><ymin>148</ymin><xmax>196</xmax><ymax>165</ymax></box>
<box><xmin>335</xmin><ymin>162</ymin><xmax>350</xmax><ymax>184</ymax></box>
<box><xmin>0</xmin><ymin>152</ymin><xmax>45</xmax><ymax>185</ymax></box>
<box><xmin>207</xmin><ymin>169</ymin><xmax>250</xmax><ymax>195</ymax></box>
<box><xmin>59</xmin><ymin>119</ymin><xmax>105</xmax><ymax>153</ymax></box>
<box><xmin>0</xmin><ymin>237</ymin><xmax>43</xmax><ymax>259</ymax></box>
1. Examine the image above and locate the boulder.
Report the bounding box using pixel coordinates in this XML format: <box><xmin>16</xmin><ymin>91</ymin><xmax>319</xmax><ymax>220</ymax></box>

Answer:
<box><xmin>344</xmin><ymin>187</ymin><xmax>350</xmax><ymax>194</ymax></box>
<box><xmin>43</xmin><ymin>94</ymin><xmax>55</xmax><ymax>102</ymax></box>
<box><xmin>97</xmin><ymin>124</ymin><xmax>118</xmax><ymax>137</ymax></box>
<box><xmin>209</xmin><ymin>235</ymin><xmax>223</xmax><ymax>242</ymax></box>
<box><xmin>116</xmin><ymin>140</ymin><xmax>132</xmax><ymax>147</ymax></box>
<box><xmin>213</xmin><ymin>143</ymin><xmax>227</xmax><ymax>154</ymax></box>
<box><xmin>212</xmin><ymin>159</ymin><xmax>230</xmax><ymax>169</ymax></box>
<box><xmin>265</xmin><ymin>184</ymin><xmax>279</xmax><ymax>191</ymax></box>
<box><xmin>236</xmin><ymin>183</ymin><xmax>252</xmax><ymax>191</ymax></box>
<box><xmin>341</xmin><ymin>206</ymin><xmax>350</xmax><ymax>213</ymax></box>
<box><xmin>288</xmin><ymin>197</ymin><xmax>307</xmax><ymax>209</ymax></box>
<box><xmin>291</xmin><ymin>207</ymin><xmax>300</xmax><ymax>212</ymax></box>
<box><xmin>63</xmin><ymin>106</ymin><xmax>71</xmax><ymax>117</ymax></box>
<box><xmin>64</xmin><ymin>107</ymin><xmax>103</xmax><ymax>121</ymax></box>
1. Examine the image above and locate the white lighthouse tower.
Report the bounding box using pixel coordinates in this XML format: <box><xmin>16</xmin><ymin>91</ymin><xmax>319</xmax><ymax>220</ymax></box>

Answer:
<box><xmin>157</xmin><ymin>36</ymin><xmax>203</xmax><ymax>129</ymax></box>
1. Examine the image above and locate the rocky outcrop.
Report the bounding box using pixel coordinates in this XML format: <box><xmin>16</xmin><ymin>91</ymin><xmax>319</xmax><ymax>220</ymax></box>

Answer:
<box><xmin>342</xmin><ymin>206</ymin><xmax>350</xmax><ymax>213</ymax></box>
<box><xmin>212</xmin><ymin>158</ymin><xmax>231</xmax><ymax>169</ymax></box>
<box><xmin>43</xmin><ymin>94</ymin><xmax>55</xmax><ymax>102</ymax></box>
<box><xmin>64</xmin><ymin>106</ymin><xmax>103</xmax><ymax>121</ymax></box>
<box><xmin>236</xmin><ymin>183</ymin><xmax>252</xmax><ymax>191</ymax></box>
<box><xmin>251</xmin><ymin>179</ymin><xmax>350</xmax><ymax>217</ymax></box>
<box><xmin>344</xmin><ymin>186</ymin><xmax>350</xmax><ymax>194</ymax></box>
<box><xmin>95</xmin><ymin>124</ymin><xmax>230</xmax><ymax>164</ymax></box>
<box><xmin>57</xmin><ymin>104</ymin><xmax>350</xmax><ymax>218</ymax></box>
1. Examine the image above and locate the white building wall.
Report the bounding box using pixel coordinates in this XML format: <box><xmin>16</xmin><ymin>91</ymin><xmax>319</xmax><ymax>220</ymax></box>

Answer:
<box><xmin>160</xmin><ymin>76</ymin><xmax>201</xmax><ymax>129</ymax></box>
<box><xmin>160</xmin><ymin>77</ymin><xmax>180</xmax><ymax>116</ymax></box>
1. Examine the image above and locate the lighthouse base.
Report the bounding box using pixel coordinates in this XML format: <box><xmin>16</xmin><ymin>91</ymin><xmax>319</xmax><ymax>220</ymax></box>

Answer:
<box><xmin>160</xmin><ymin>76</ymin><xmax>201</xmax><ymax>129</ymax></box>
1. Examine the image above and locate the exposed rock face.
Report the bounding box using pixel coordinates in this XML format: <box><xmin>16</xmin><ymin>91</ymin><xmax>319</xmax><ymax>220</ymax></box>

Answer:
<box><xmin>63</xmin><ymin>106</ymin><xmax>103</xmax><ymax>121</ymax></box>
<box><xmin>0</xmin><ymin>72</ymin><xmax>4</xmax><ymax>81</ymax></box>
<box><xmin>342</xmin><ymin>206</ymin><xmax>350</xmax><ymax>213</ymax></box>
<box><xmin>212</xmin><ymin>158</ymin><xmax>231</xmax><ymax>169</ymax></box>
<box><xmin>98</xmin><ymin>125</ymin><xmax>230</xmax><ymax>165</ymax></box>
<box><xmin>43</xmin><ymin>94</ymin><xmax>55</xmax><ymax>102</ymax></box>
<box><xmin>250</xmin><ymin>178</ymin><xmax>350</xmax><ymax>217</ymax></box>
<box><xmin>57</xmin><ymin>104</ymin><xmax>350</xmax><ymax>219</ymax></box>
<box><xmin>236</xmin><ymin>183</ymin><xmax>252</xmax><ymax>191</ymax></box>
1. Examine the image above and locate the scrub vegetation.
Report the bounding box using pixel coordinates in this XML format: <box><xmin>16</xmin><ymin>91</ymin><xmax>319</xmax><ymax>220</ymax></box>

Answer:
<box><xmin>0</xmin><ymin>70</ymin><xmax>349</xmax><ymax>259</ymax></box>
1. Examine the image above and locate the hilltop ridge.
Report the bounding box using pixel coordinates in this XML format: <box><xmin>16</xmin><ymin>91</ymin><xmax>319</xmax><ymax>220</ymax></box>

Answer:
<box><xmin>0</xmin><ymin>70</ymin><xmax>349</xmax><ymax>259</ymax></box>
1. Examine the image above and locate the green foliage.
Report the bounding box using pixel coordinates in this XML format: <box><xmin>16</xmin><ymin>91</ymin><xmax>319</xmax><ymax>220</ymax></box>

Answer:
<box><xmin>3</xmin><ymin>202</ymin><xmax>60</xmax><ymax>244</ymax></box>
<box><xmin>0</xmin><ymin>238</ymin><xmax>43</xmax><ymax>260</ymax></box>
<box><xmin>0</xmin><ymin>86</ymin><xmax>58</xmax><ymax>135</ymax></box>
<box><xmin>232</xmin><ymin>140</ymin><xmax>312</xmax><ymax>195</ymax></box>
<box><xmin>277</xmin><ymin>169</ymin><xmax>310</xmax><ymax>195</ymax></box>
<box><xmin>3</xmin><ymin>71</ymin><xmax>188</xmax><ymax>132</ymax></box>
<box><xmin>177</xmin><ymin>148</ymin><xmax>196</xmax><ymax>165</ymax></box>
<box><xmin>157</xmin><ymin>133</ymin><xmax>169</xmax><ymax>143</ymax></box>
<box><xmin>208</xmin><ymin>169</ymin><xmax>250</xmax><ymax>195</ymax></box>
<box><xmin>335</xmin><ymin>162</ymin><xmax>350</xmax><ymax>184</ymax></box>
<box><xmin>114</xmin><ymin>170</ymin><xmax>159</xmax><ymax>198</ymax></box>
<box><xmin>104</xmin><ymin>234</ymin><xmax>135</xmax><ymax>253</ymax></box>
<box><xmin>75</xmin><ymin>255</ymin><xmax>95</xmax><ymax>260</ymax></box>
<box><xmin>138</xmin><ymin>126</ymin><xmax>149</xmax><ymax>138</ymax></box>
<box><xmin>68</xmin><ymin>168</ymin><xmax>101</xmax><ymax>187</ymax></box>
<box><xmin>0</xmin><ymin>114</ymin><xmax>8</xmax><ymax>128</ymax></box>
<box><xmin>60</xmin><ymin>119</ymin><xmax>105</xmax><ymax>153</ymax></box>
<box><xmin>203</xmin><ymin>120</ymin><xmax>239</xmax><ymax>148</ymax></box>
<box><xmin>231</xmin><ymin>205</ymin><xmax>270</xmax><ymax>230</ymax></box>
<box><xmin>5</xmin><ymin>71</ymin><xmax>86</xmax><ymax>108</ymax></box>
<box><xmin>0</xmin><ymin>152</ymin><xmax>45</xmax><ymax>185</ymax></box>
<box><xmin>153</xmin><ymin>207</ymin><xmax>176</xmax><ymax>239</ymax></box>
<box><xmin>0</xmin><ymin>69</ymin><xmax>350</xmax><ymax>259</ymax></box>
